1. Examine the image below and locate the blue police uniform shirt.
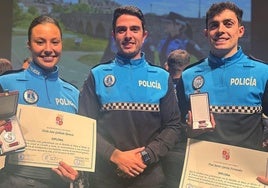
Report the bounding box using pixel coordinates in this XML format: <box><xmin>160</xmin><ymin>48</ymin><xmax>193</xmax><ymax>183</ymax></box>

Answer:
<box><xmin>179</xmin><ymin>47</ymin><xmax>268</xmax><ymax>150</ymax></box>
<box><xmin>0</xmin><ymin>62</ymin><xmax>78</xmax><ymax>113</ymax></box>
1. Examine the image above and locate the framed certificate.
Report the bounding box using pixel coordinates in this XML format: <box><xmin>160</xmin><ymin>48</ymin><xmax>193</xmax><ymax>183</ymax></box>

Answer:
<box><xmin>190</xmin><ymin>92</ymin><xmax>212</xmax><ymax>129</ymax></box>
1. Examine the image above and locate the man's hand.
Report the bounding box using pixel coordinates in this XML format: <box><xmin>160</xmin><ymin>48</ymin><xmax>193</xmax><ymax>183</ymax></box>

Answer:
<box><xmin>186</xmin><ymin>111</ymin><xmax>216</xmax><ymax>137</ymax></box>
<box><xmin>110</xmin><ymin>147</ymin><xmax>147</xmax><ymax>178</ymax></box>
<box><xmin>52</xmin><ymin>161</ymin><xmax>79</xmax><ymax>182</ymax></box>
<box><xmin>257</xmin><ymin>176</ymin><xmax>268</xmax><ymax>185</ymax></box>
<box><xmin>263</xmin><ymin>139</ymin><xmax>268</xmax><ymax>151</ymax></box>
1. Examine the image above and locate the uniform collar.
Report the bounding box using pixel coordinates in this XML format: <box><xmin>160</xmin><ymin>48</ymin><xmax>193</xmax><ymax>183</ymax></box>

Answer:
<box><xmin>27</xmin><ymin>62</ymin><xmax>59</xmax><ymax>80</ymax></box>
<box><xmin>208</xmin><ymin>46</ymin><xmax>244</xmax><ymax>68</ymax></box>
<box><xmin>115</xmin><ymin>52</ymin><xmax>146</xmax><ymax>66</ymax></box>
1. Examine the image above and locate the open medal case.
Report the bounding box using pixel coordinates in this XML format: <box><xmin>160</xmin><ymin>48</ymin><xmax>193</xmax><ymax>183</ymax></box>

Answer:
<box><xmin>0</xmin><ymin>91</ymin><xmax>26</xmax><ymax>155</ymax></box>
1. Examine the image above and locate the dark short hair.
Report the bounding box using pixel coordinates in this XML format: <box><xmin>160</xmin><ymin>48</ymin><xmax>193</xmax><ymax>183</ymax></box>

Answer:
<box><xmin>167</xmin><ymin>49</ymin><xmax>190</xmax><ymax>75</ymax></box>
<box><xmin>205</xmin><ymin>1</ymin><xmax>243</xmax><ymax>28</ymax></box>
<box><xmin>28</xmin><ymin>15</ymin><xmax>62</xmax><ymax>42</ymax></box>
<box><xmin>112</xmin><ymin>6</ymin><xmax>145</xmax><ymax>33</ymax></box>
<box><xmin>167</xmin><ymin>49</ymin><xmax>190</xmax><ymax>71</ymax></box>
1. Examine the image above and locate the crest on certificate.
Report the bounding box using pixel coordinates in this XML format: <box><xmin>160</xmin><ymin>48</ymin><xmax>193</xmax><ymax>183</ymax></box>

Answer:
<box><xmin>222</xmin><ymin>148</ymin><xmax>230</xmax><ymax>160</ymax></box>
<box><xmin>56</xmin><ymin>114</ymin><xmax>64</xmax><ymax>126</ymax></box>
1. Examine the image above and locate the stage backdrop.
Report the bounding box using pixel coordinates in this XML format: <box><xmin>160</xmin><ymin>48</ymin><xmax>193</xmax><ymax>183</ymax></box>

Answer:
<box><xmin>11</xmin><ymin>0</ymin><xmax>252</xmax><ymax>89</ymax></box>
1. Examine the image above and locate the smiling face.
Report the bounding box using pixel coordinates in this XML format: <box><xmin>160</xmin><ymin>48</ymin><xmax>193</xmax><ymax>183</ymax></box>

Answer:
<box><xmin>112</xmin><ymin>14</ymin><xmax>148</xmax><ymax>59</ymax></box>
<box><xmin>28</xmin><ymin>23</ymin><xmax>62</xmax><ymax>70</ymax></box>
<box><xmin>204</xmin><ymin>9</ymin><xmax>244</xmax><ymax>58</ymax></box>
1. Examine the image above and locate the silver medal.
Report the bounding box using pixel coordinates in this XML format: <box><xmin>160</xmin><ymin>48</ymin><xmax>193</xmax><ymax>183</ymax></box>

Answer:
<box><xmin>3</xmin><ymin>131</ymin><xmax>16</xmax><ymax>143</ymax></box>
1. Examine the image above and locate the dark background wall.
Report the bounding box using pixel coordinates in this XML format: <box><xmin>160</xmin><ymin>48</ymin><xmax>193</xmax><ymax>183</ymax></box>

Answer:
<box><xmin>251</xmin><ymin>0</ymin><xmax>268</xmax><ymax>62</ymax></box>
<box><xmin>0</xmin><ymin>0</ymin><xmax>13</xmax><ymax>60</ymax></box>
<box><xmin>0</xmin><ymin>0</ymin><xmax>268</xmax><ymax>62</ymax></box>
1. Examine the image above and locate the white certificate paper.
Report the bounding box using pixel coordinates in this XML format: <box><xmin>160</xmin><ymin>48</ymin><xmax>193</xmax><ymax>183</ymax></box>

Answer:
<box><xmin>7</xmin><ymin>104</ymin><xmax>96</xmax><ymax>172</ymax></box>
<box><xmin>180</xmin><ymin>138</ymin><xmax>268</xmax><ymax>188</ymax></box>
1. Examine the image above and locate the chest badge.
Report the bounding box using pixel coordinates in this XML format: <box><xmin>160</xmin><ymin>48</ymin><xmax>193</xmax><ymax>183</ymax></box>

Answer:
<box><xmin>104</xmin><ymin>74</ymin><xmax>116</xmax><ymax>87</ymax></box>
<box><xmin>23</xmin><ymin>89</ymin><xmax>39</xmax><ymax>104</ymax></box>
<box><xmin>192</xmin><ymin>75</ymin><xmax>204</xmax><ymax>90</ymax></box>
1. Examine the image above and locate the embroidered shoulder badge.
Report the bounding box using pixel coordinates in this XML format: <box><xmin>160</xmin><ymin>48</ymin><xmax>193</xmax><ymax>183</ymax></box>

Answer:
<box><xmin>103</xmin><ymin>74</ymin><xmax>116</xmax><ymax>87</ymax></box>
<box><xmin>192</xmin><ymin>75</ymin><xmax>204</xmax><ymax>90</ymax></box>
<box><xmin>23</xmin><ymin>89</ymin><xmax>39</xmax><ymax>104</ymax></box>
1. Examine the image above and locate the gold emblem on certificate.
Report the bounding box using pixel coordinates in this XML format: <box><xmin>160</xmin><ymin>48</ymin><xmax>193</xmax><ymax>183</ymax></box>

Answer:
<box><xmin>190</xmin><ymin>92</ymin><xmax>213</xmax><ymax>129</ymax></box>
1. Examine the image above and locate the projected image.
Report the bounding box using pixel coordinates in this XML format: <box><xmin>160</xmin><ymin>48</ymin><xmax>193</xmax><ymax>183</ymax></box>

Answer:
<box><xmin>12</xmin><ymin>0</ymin><xmax>251</xmax><ymax>89</ymax></box>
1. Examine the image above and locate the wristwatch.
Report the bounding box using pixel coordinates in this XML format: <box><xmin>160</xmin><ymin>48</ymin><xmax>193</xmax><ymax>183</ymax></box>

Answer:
<box><xmin>141</xmin><ymin>150</ymin><xmax>151</xmax><ymax>165</ymax></box>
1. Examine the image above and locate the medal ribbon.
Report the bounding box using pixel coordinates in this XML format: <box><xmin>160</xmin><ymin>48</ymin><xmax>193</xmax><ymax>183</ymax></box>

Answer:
<box><xmin>4</xmin><ymin>120</ymin><xmax>12</xmax><ymax>132</ymax></box>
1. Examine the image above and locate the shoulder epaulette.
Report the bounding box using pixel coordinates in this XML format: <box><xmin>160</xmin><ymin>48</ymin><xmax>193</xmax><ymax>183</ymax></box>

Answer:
<box><xmin>184</xmin><ymin>58</ymin><xmax>206</xmax><ymax>71</ymax></box>
<box><xmin>148</xmin><ymin>62</ymin><xmax>162</xmax><ymax>68</ymax></box>
<box><xmin>59</xmin><ymin>78</ymin><xmax>79</xmax><ymax>90</ymax></box>
<box><xmin>92</xmin><ymin>60</ymin><xmax>113</xmax><ymax>69</ymax></box>
<box><xmin>248</xmin><ymin>54</ymin><xmax>267</xmax><ymax>64</ymax></box>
